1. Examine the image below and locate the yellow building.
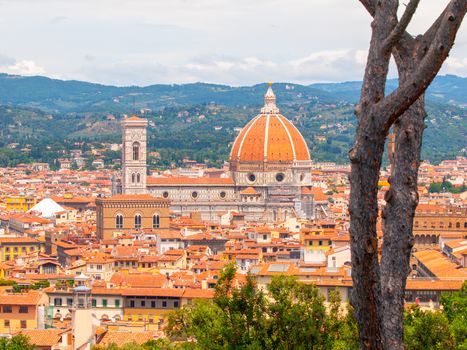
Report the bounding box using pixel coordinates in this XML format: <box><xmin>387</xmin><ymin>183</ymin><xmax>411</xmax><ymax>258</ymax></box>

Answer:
<box><xmin>0</xmin><ymin>290</ymin><xmax>48</xmax><ymax>333</ymax></box>
<box><xmin>0</xmin><ymin>237</ymin><xmax>43</xmax><ymax>262</ymax></box>
<box><xmin>5</xmin><ymin>195</ymin><xmax>37</xmax><ymax>212</ymax></box>
<box><xmin>301</xmin><ymin>228</ymin><xmax>333</xmax><ymax>251</ymax></box>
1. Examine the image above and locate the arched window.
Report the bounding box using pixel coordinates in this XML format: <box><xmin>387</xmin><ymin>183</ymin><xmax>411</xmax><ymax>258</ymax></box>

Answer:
<box><xmin>456</xmin><ymin>222</ymin><xmax>460</xmax><ymax>229</ymax></box>
<box><xmin>116</xmin><ymin>214</ymin><xmax>123</xmax><ymax>229</ymax></box>
<box><xmin>135</xmin><ymin>214</ymin><xmax>142</xmax><ymax>229</ymax></box>
<box><xmin>132</xmin><ymin>142</ymin><xmax>140</xmax><ymax>161</ymax></box>
<box><xmin>131</xmin><ymin>173</ymin><xmax>136</xmax><ymax>183</ymax></box>
<box><xmin>153</xmin><ymin>214</ymin><xmax>160</xmax><ymax>229</ymax></box>
<box><xmin>136</xmin><ymin>173</ymin><xmax>141</xmax><ymax>183</ymax></box>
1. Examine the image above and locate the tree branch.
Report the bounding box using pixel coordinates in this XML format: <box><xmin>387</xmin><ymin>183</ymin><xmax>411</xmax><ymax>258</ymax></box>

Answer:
<box><xmin>376</xmin><ymin>0</ymin><xmax>467</xmax><ymax>132</ymax></box>
<box><xmin>382</xmin><ymin>0</ymin><xmax>421</xmax><ymax>52</ymax></box>
<box><xmin>359</xmin><ymin>0</ymin><xmax>376</xmax><ymax>16</ymax></box>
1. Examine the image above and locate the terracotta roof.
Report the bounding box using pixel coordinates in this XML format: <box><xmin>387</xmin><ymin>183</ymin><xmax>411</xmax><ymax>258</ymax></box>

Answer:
<box><xmin>413</xmin><ymin>250</ymin><xmax>467</xmax><ymax>278</ymax></box>
<box><xmin>99</xmin><ymin>194</ymin><xmax>168</xmax><ymax>202</ymax></box>
<box><xmin>0</xmin><ymin>290</ymin><xmax>44</xmax><ymax>305</ymax></box>
<box><xmin>97</xmin><ymin>331</ymin><xmax>154</xmax><ymax>347</ymax></box>
<box><xmin>0</xmin><ymin>237</ymin><xmax>41</xmax><ymax>244</ymax></box>
<box><xmin>16</xmin><ymin>329</ymin><xmax>69</xmax><ymax>347</ymax></box>
<box><xmin>240</xmin><ymin>187</ymin><xmax>259</xmax><ymax>195</ymax></box>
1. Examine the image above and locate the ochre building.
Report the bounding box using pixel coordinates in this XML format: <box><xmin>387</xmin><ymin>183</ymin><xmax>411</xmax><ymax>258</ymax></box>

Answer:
<box><xmin>95</xmin><ymin>194</ymin><xmax>170</xmax><ymax>240</ymax></box>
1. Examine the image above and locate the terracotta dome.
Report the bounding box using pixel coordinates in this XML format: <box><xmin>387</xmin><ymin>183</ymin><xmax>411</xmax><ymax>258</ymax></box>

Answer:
<box><xmin>230</xmin><ymin>84</ymin><xmax>310</xmax><ymax>163</ymax></box>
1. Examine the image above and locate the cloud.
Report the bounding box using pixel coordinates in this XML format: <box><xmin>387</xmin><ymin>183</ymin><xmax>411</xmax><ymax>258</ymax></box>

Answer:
<box><xmin>2</xmin><ymin>60</ymin><xmax>46</xmax><ymax>76</ymax></box>
<box><xmin>50</xmin><ymin>16</ymin><xmax>68</xmax><ymax>23</ymax></box>
<box><xmin>442</xmin><ymin>57</ymin><xmax>467</xmax><ymax>76</ymax></box>
<box><xmin>73</xmin><ymin>49</ymin><xmax>371</xmax><ymax>86</ymax></box>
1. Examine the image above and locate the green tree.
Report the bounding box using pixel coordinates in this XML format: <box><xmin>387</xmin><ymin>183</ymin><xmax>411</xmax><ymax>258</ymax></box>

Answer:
<box><xmin>0</xmin><ymin>335</ymin><xmax>34</xmax><ymax>350</ymax></box>
<box><xmin>266</xmin><ymin>275</ymin><xmax>326</xmax><ymax>350</ymax></box>
<box><xmin>440</xmin><ymin>281</ymin><xmax>467</xmax><ymax>348</ymax></box>
<box><xmin>404</xmin><ymin>306</ymin><xmax>455</xmax><ymax>350</ymax></box>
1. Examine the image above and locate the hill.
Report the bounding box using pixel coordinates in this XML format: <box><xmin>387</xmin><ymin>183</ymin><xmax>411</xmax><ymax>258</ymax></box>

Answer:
<box><xmin>0</xmin><ymin>74</ymin><xmax>464</xmax><ymax>167</ymax></box>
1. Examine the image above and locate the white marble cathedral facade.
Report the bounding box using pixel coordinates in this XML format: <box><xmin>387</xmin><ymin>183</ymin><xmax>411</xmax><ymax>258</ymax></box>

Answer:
<box><xmin>113</xmin><ymin>85</ymin><xmax>321</xmax><ymax>223</ymax></box>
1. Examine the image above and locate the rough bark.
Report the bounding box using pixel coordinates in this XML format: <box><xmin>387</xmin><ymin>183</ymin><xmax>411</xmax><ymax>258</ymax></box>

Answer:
<box><xmin>350</xmin><ymin>2</ymin><xmax>400</xmax><ymax>348</ymax></box>
<box><xmin>350</xmin><ymin>1</ymin><xmax>466</xmax><ymax>349</ymax></box>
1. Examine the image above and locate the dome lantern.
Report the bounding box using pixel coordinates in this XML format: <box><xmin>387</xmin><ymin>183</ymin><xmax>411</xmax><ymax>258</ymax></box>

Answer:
<box><xmin>260</xmin><ymin>82</ymin><xmax>280</xmax><ymax>114</ymax></box>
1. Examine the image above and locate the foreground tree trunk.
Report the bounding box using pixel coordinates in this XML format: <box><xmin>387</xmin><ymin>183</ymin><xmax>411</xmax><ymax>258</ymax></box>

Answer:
<box><xmin>350</xmin><ymin>1</ymin><xmax>466</xmax><ymax>349</ymax></box>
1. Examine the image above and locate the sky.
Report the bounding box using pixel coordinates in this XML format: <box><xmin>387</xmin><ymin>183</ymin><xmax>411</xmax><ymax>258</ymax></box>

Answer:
<box><xmin>0</xmin><ymin>0</ymin><xmax>465</xmax><ymax>86</ymax></box>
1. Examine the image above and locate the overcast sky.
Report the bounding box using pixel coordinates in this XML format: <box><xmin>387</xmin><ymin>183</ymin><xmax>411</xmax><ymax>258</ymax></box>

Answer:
<box><xmin>0</xmin><ymin>0</ymin><xmax>465</xmax><ymax>86</ymax></box>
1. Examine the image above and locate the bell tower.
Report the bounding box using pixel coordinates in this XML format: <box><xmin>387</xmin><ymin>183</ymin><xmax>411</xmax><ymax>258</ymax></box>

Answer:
<box><xmin>121</xmin><ymin>115</ymin><xmax>148</xmax><ymax>194</ymax></box>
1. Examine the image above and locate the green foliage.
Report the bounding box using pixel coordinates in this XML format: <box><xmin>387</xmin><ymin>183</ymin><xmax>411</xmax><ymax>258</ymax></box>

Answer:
<box><xmin>429</xmin><ymin>181</ymin><xmax>466</xmax><ymax>194</ymax></box>
<box><xmin>0</xmin><ymin>279</ymin><xmax>50</xmax><ymax>293</ymax></box>
<box><xmin>166</xmin><ymin>263</ymin><xmax>358</xmax><ymax>350</ymax></box>
<box><xmin>404</xmin><ymin>306</ymin><xmax>455</xmax><ymax>350</ymax></box>
<box><xmin>0</xmin><ymin>335</ymin><xmax>34</xmax><ymax>350</ymax></box>
<box><xmin>440</xmin><ymin>281</ymin><xmax>467</xmax><ymax>348</ymax></box>
<box><xmin>404</xmin><ymin>282</ymin><xmax>467</xmax><ymax>349</ymax></box>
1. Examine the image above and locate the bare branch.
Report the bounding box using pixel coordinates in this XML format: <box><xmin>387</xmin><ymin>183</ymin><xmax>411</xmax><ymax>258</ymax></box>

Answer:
<box><xmin>377</xmin><ymin>0</ymin><xmax>467</xmax><ymax>132</ymax></box>
<box><xmin>359</xmin><ymin>0</ymin><xmax>376</xmax><ymax>16</ymax></box>
<box><xmin>383</xmin><ymin>0</ymin><xmax>421</xmax><ymax>52</ymax></box>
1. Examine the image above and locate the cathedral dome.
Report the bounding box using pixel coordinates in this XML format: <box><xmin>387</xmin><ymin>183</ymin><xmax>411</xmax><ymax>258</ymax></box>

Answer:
<box><xmin>230</xmin><ymin>84</ymin><xmax>310</xmax><ymax>164</ymax></box>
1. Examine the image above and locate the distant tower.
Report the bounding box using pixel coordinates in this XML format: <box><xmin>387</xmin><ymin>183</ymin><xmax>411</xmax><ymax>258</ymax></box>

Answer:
<box><xmin>121</xmin><ymin>115</ymin><xmax>148</xmax><ymax>194</ymax></box>
<box><xmin>71</xmin><ymin>273</ymin><xmax>95</xmax><ymax>350</ymax></box>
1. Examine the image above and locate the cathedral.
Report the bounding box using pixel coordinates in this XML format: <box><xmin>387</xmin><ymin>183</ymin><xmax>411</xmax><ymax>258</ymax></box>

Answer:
<box><xmin>112</xmin><ymin>84</ymin><xmax>320</xmax><ymax>223</ymax></box>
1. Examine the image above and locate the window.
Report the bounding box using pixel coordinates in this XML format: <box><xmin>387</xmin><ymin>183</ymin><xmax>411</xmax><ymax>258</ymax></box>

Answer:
<box><xmin>5</xmin><ymin>247</ymin><xmax>10</xmax><ymax>252</ymax></box>
<box><xmin>174</xmin><ymin>301</ymin><xmax>179</xmax><ymax>308</ymax></box>
<box><xmin>21</xmin><ymin>247</ymin><xmax>26</xmax><ymax>252</ymax></box>
<box><xmin>14</xmin><ymin>247</ymin><xmax>18</xmax><ymax>252</ymax></box>
<box><xmin>102</xmin><ymin>299</ymin><xmax>108</xmax><ymax>307</ymax></box>
<box><xmin>97</xmin><ymin>265</ymin><xmax>102</xmax><ymax>271</ymax></box>
<box><xmin>141</xmin><ymin>301</ymin><xmax>146</xmax><ymax>307</ymax></box>
<box><xmin>275</xmin><ymin>173</ymin><xmax>285</xmax><ymax>182</ymax></box>
<box><xmin>116</xmin><ymin>214</ymin><xmax>123</xmax><ymax>229</ymax></box>
<box><xmin>319</xmin><ymin>240</ymin><xmax>323</xmax><ymax>246</ymax></box>
<box><xmin>54</xmin><ymin>298</ymin><xmax>62</xmax><ymax>306</ymax></box>
<box><xmin>2</xmin><ymin>306</ymin><xmax>12</xmax><ymax>313</ymax></box>
<box><xmin>132</xmin><ymin>142</ymin><xmax>140</xmax><ymax>161</ymax></box>
<box><xmin>132</xmin><ymin>173</ymin><xmax>136</xmax><ymax>183</ymax></box>
<box><xmin>115</xmin><ymin>299</ymin><xmax>120</xmax><ymax>308</ymax></box>
<box><xmin>456</xmin><ymin>222</ymin><xmax>460</xmax><ymax>229</ymax></box>
<box><xmin>4</xmin><ymin>320</ymin><xmax>10</xmax><ymax>328</ymax></box>
<box><xmin>162</xmin><ymin>191</ymin><xmax>169</xmax><ymax>198</ymax></box>
<box><xmin>19</xmin><ymin>306</ymin><xmax>28</xmax><ymax>313</ymax></box>
<box><xmin>67</xmin><ymin>299</ymin><xmax>73</xmax><ymax>306</ymax></box>
<box><xmin>153</xmin><ymin>214</ymin><xmax>160</xmax><ymax>229</ymax></box>
<box><xmin>151</xmin><ymin>301</ymin><xmax>156</xmax><ymax>308</ymax></box>
<box><xmin>247</xmin><ymin>173</ymin><xmax>256</xmax><ymax>182</ymax></box>
<box><xmin>135</xmin><ymin>214</ymin><xmax>142</xmax><ymax>229</ymax></box>
<box><xmin>20</xmin><ymin>320</ymin><xmax>27</xmax><ymax>329</ymax></box>
<box><xmin>162</xmin><ymin>301</ymin><xmax>167</xmax><ymax>308</ymax></box>
<box><xmin>130</xmin><ymin>300</ymin><xmax>135</xmax><ymax>308</ymax></box>
<box><xmin>191</xmin><ymin>191</ymin><xmax>198</xmax><ymax>199</ymax></box>
<box><xmin>219</xmin><ymin>191</ymin><xmax>226</xmax><ymax>199</ymax></box>
<box><xmin>92</xmin><ymin>299</ymin><xmax>97</xmax><ymax>307</ymax></box>
<box><xmin>136</xmin><ymin>173</ymin><xmax>141</xmax><ymax>183</ymax></box>
<box><xmin>263</xmin><ymin>234</ymin><xmax>268</xmax><ymax>240</ymax></box>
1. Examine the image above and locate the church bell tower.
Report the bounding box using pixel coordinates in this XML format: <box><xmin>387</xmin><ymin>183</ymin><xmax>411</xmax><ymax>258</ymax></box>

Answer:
<box><xmin>121</xmin><ymin>115</ymin><xmax>148</xmax><ymax>194</ymax></box>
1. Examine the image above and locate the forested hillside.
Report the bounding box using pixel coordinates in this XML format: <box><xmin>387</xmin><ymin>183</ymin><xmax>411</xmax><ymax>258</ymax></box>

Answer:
<box><xmin>0</xmin><ymin>74</ymin><xmax>465</xmax><ymax>167</ymax></box>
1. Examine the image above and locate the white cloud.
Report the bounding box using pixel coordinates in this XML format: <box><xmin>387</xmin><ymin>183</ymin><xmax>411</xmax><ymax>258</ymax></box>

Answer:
<box><xmin>0</xmin><ymin>0</ymin><xmax>463</xmax><ymax>85</ymax></box>
<box><xmin>4</xmin><ymin>60</ymin><xmax>46</xmax><ymax>76</ymax></box>
<box><xmin>74</xmin><ymin>49</ymin><xmax>369</xmax><ymax>86</ymax></box>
